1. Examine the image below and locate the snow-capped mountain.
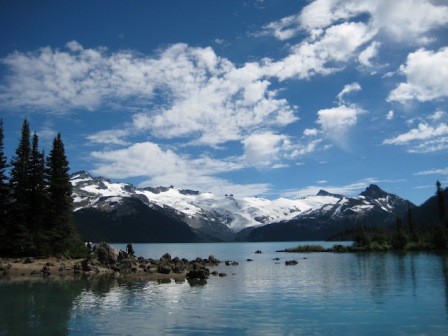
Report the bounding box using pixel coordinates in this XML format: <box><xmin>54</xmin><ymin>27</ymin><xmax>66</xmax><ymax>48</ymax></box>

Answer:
<box><xmin>70</xmin><ymin>171</ymin><xmax>413</xmax><ymax>242</ymax></box>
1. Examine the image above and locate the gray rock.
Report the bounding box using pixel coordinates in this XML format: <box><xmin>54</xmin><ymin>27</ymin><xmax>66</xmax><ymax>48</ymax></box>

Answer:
<box><xmin>158</xmin><ymin>264</ymin><xmax>172</xmax><ymax>274</ymax></box>
<box><xmin>285</xmin><ymin>260</ymin><xmax>298</xmax><ymax>266</ymax></box>
<box><xmin>95</xmin><ymin>242</ymin><xmax>118</xmax><ymax>266</ymax></box>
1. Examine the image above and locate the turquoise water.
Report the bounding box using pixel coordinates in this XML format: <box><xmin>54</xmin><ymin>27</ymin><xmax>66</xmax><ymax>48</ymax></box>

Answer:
<box><xmin>1</xmin><ymin>242</ymin><xmax>448</xmax><ymax>335</ymax></box>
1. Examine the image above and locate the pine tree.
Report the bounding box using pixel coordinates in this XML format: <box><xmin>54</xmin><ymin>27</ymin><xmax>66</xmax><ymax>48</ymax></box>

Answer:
<box><xmin>436</xmin><ymin>181</ymin><xmax>446</xmax><ymax>226</ymax></box>
<box><xmin>391</xmin><ymin>216</ymin><xmax>408</xmax><ymax>249</ymax></box>
<box><xmin>7</xmin><ymin>119</ymin><xmax>33</xmax><ymax>255</ymax></box>
<box><xmin>0</xmin><ymin>119</ymin><xmax>10</xmax><ymax>252</ymax></box>
<box><xmin>433</xmin><ymin>181</ymin><xmax>448</xmax><ymax>249</ymax></box>
<box><xmin>45</xmin><ymin>133</ymin><xmax>79</xmax><ymax>255</ymax></box>
<box><xmin>28</xmin><ymin>132</ymin><xmax>48</xmax><ymax>253</ymax></box>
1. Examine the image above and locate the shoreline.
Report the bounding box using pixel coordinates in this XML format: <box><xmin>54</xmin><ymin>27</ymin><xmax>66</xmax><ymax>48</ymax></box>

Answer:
<box><xmin>0</xmin><ymin>256</ymin><xmax>190</xmax><ymax>283</ymax></box>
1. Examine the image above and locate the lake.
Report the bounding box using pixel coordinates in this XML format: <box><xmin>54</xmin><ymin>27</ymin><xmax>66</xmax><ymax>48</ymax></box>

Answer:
<box><xmin>1</xmin><ymin>241</ymin><xmax>447</xmax><ymax>335</ymax></box>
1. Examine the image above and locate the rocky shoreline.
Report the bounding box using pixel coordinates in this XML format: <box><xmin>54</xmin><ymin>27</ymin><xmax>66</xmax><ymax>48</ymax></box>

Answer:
<box><xmin>0</xmin><ymin>242</ymin><xmax>231</xmax><ymax>284</ymax></box>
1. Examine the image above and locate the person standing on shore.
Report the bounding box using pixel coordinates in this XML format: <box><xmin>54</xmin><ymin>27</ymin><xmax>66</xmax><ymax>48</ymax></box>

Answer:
<box><xmin>126</xmin><ymin>243</ymin><xmax>135</xmax><ymax>257</ymax></box>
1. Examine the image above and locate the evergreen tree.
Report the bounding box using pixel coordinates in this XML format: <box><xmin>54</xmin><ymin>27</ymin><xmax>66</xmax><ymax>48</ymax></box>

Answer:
<box><xmin>432</xmin><ymin>181</ymin><xmax>448</xmax><ymax>249</ymax></box>
<box><xmin>391</xmin><ymin>216</ymin><xmax>408</xmax><ymax>249</ymax></box>
<box><xmin>407</xmin><ymin>203</ymin><xmax>416</xmax><ymax>242</ymax></box>
<box><xmin>436</xmin><ymin>181</ymin><xmax>446</xmax><ymax>227</ymax></box>
<box><xmin>7</xmin><ymin>119</ymin><xmax>33</xmax><ymax>255</ymax></box>
<box><xmin>28</xmin><ymin>132</ymin><xmax>48</xmax><ymax>253</ymax></box>
<box><xmin>0</xmin><ymin>119</ymin><xmax>10</xmax><ymax>252</ymax></box>
<box><xmin>45</xmin><ymin>133</ymin><xmax>79</xmax><ymax>255</ymax></box>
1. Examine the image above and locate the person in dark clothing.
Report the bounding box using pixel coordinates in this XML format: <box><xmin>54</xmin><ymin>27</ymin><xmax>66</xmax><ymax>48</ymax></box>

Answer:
<box><xmin>126</xmin><ymin>243</ymin><xmax>135</xmax><ymax>256</ymax></box>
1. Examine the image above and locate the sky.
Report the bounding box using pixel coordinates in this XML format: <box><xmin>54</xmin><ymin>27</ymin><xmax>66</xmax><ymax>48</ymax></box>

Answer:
<box><xmin>0</xmin><ymin>0</ymin><xmax>447</xmax><ymax>206</ymax></box>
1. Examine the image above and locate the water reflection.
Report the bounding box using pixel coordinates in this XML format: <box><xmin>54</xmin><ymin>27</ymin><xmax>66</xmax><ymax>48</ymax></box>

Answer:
<box><xmin>0</xmin><ymin>247</ymin><xmax>447</xmax><ymax>335</ymax></box>
<box><xmin>0</xmin><ymin>277</ymin><xmax>85</xmax><ymax>335</ymax></box>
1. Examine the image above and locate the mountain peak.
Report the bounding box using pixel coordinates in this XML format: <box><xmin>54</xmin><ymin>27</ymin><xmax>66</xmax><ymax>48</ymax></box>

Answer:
<box><xmin>316</xmin><ymin>190</ymin><xmax>344</xmax><ymax>198</ymax></box>
<box><xmin>70</xmin><ymin>170</ymin><xmax>92</xmax><ymax>180</ymax></box>
<box><xmin>360</xmin><ymin>184</ymin><xmax>388</xmax><ymax>199</ymax></box>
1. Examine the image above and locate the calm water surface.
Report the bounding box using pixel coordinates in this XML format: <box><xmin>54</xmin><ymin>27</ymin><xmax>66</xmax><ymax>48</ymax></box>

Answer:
<box><xmin>1</xmin><ymin>242</ymin><xmax>447</xmax><ymax>335</ymax></box>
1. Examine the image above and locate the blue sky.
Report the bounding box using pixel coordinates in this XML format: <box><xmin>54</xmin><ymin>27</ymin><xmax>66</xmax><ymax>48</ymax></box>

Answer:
<box><xmin>1</xmin><ymin>0</ymin><xmax>447</xmax><ymax>205</ymax></box>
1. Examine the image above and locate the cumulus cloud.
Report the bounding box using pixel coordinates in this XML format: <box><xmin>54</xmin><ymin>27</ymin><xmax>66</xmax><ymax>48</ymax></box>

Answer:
<box><xmin>261</xmin><ymin>0</ymin><xmax>448</xmax><ymax>82</ymax></box>
<box><xmin>388</xmin><ymin>47</ymin><xmax>448</xmax><ymax>102</ymax></box>
<box><xmin>358</xmin><ymin>41</ymin><xmax>381</xmax><ymax>67</ymax></box>
<box><xmin>242</xmin><ymin>132</ymin><xmax>288</xmax><ymax>167</ymax></box>
<box><xmin>316</xmin><ymin>104</ymin><xmax>365</xmax><ymax>148</ymax></box>
<box><xmin>303</xmin><ymin>128</ymin><xmax>319</xmax><ymax>136</ymax></box>
<box><xmin>87</xmin><ymin>129</ymin><xmax>130</xmax><ymax>146</ymax></box>
<box><xmin>90</xmin><ymin>141</ymin><xmax>268</xmax><ymax>196</ymax></box>
<box><xmin>262</xmin><ymin>15</ymin><xmax>301</xmax><ymax>41</ymax></box>
<box><xmin>372</xmin><ymin>0</ymin><xmax>448</xmax><ymax>44</ymax></box>
<box><xmin>386</xmin><ymin>110</ymin><xmax>394</xmax><ymax>120</ymax></box>
<box><xmin>266</xmin><ymin>21</ymin><xmax>375</xmax><ymax>80</ymax></box>
<box><xmin>297</xmin><ymin>0</ymin><xmax>448</xmax><ymax>44</ymax></box>
<box><xmin>337</xmin><ymin>82</ymin><xmax>362</xmax><ymax>103</ymax></box>
<box><xmin>298</xmin><ymin>0</ymin><xmax>372</xmax><ymax>32</ymax></box>
<box><xmin>0</xmin><ymin>42</ymin><xmax>298</xmax><ymax>147</ymax></box>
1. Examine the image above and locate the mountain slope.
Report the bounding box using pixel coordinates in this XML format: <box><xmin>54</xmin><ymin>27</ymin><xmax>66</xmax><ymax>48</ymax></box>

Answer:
<box><xmin>71</xmin><ymin>171</ymin><xmax>414</xmax><ymax>242</ymax></box>
<box><xmin>74</xmin><ymin>197</ymin><xmax>203</xmax><ymax>243</ymax></box>
<box><xmin>235</xmin><ymin>185</ymin><xmax>413</xmax><ymax>241</ymax></box>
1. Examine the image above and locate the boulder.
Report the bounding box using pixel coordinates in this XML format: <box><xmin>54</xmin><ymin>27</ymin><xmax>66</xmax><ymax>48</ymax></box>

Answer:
<box><xmin>208</xmin><ymin>255</ymin><xmax>221</xmax><ymax>265</ymax></box>
<box><xmin>161</xmin><ymin>253</ymin><xmax>172</xmax><ymax>262</ymax></box>
<box><xmin>285</xmin><ymin>260</ymin><xmax>298</xmax><ymax>266</ymax></box>
<box><xmin>41</xmin><ymin>265</ymin><xmax>51</xmax><ymax>275</ymax></box>
<box><xmin>158</xmin><ymin>264</ymin><xmax>172</xmax><ymax>274</ymax></box>
<box><xmin>118</xmin><ymin>259</ymin><xmax>134</xmax><ymax>272</ymax></box>
<box><xmin>186</xmin><ymin>268</ymin><xmax>208</xmax><ymax>280</ymax></box>
<box><xmin>95</xmin><ymin>242</ymin><xmax>118</xmax><ymax>266</ymax></box>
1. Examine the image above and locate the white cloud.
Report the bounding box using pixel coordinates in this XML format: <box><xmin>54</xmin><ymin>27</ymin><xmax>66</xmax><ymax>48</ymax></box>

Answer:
<box><xmin>90</xmin><ymin>141</ymin><xmax>268</xmax><ymax>196</ymax></box>
<box><xmin>388</xmin><ymin>47</ymin><xmax>448</xmax><ymax>102</ymax></box>
<box><xmin>298</xmin><ymin>0</ymin><xmax>372</xmax><ymax>32</ymax></box>
<box><xmin>87</xmin><ymin>129</ymin><xmax>130</xmax><ymax>146</ymax></box>
<box><xmin>289</xmin><ymin>139</ymin><xmax>323</xmax><ymax>158</ymax></box>
<box><xmin>266</xmin><ymin>21</ymin><xmax>374</xmax><ymax>80</ymax></box>
<box><xmin>262</xmin><ymin>15</ymin><xmax>301</xmax><ymax>41</ymax></box>
<box><xmin>0</xmin><ymin>42</ymin><xmax>298</xmax><ymax>146</ymax></box>
<box><xmin>415</xmin><ymin>167</ymin><xmax>448</xmax><ymax>175</ymax></box>
<box><xmin>386</xmin><ymin>110</ymin><xmax>394</xmax><ymax>120</ymax></box>
<box><xmin>316</xmin><ymin>104</ymin><xmax>365</xmax><ymax>148</ymax></box>
<box><xmin>242</xmin><ymin>132</ymin><xmax>288</xmax><ymax>167</ymax></box>
<box><xmin>303</xmin><ymin>128</ymin><xmax>319</xmax><ymax>136</ymax></box>
<box><xmin>337</xmin><ymin>82</ymin><xmax>362</xmax><ymax>103</ymax></box>
<box><xmin>358</xmin><ymin>41</ymin><xmax>381</xmax><ymax>67</ymax></box>
<box><xmin>372</xmin><ymin>0</ymin><xmax>448</xmax><ymax>44</ymax></box>
<box><xmin>430</xmin><ymin>111</ymin><xmax>446</xmax><ymax>121</ymax></box>
<box><xmin>282</xmin><ymin>178</ymin><xmax>380</xmax><ymax>199</ymax></box>
<box><xmin>297</xmin><ymin>0</ymin><xmax>448</xmax><ymax>44</ymax></box>
<box><xmin>383</xmin><ymin>123</ymin><xmax>448</xmax><ymax>152</ymax></box>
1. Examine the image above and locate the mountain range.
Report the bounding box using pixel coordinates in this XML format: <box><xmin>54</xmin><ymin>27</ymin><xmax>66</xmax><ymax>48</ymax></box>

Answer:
<box><xmin>70</xmin><ymin>171</ymin><xmax>420</xmax><ymax>243</ymax></box>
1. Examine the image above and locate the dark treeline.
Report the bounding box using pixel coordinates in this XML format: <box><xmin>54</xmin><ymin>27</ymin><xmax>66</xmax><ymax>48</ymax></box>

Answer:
<box><xmin>0</xmin><ymin>119</ymin><xmax>86</xmax><ymax>257</ymax></box>
<box><xmin>344</xmin><ymin>183</ymin><xmax>448</xmax><ymax>250</ymax></box>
